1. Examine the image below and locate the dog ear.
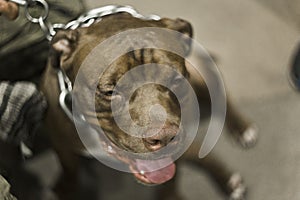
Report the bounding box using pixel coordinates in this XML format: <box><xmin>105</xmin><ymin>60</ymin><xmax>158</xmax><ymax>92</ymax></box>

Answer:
<box><xmin>161</xmin><ymin>18</ymin><xmax>193</xmax><ymax>56</ymax></box>
<box><xmin>49</xmin><ymin>30</ymin><xmax>79</xmax><ymax>69</ymax></box>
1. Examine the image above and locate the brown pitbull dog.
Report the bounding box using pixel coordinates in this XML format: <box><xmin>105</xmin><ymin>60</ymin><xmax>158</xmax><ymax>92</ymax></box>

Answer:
<box><xmin>40</xmin><ymin>13</ymin><xmax>257</xmax><ymax>200</ymax></box>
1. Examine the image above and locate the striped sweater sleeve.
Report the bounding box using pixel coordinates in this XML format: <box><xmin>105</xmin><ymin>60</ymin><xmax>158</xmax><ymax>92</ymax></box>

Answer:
<box><xmin>0</xmin><ymin>82</ymin><xmax>47</xmax><ymax>144</ymax></box>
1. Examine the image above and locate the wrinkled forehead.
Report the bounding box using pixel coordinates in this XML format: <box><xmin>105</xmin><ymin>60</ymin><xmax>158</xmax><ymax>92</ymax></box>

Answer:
<box><xmin>76</xmin><ymin>28</ymin><xmax>188</xmax><ymax>88</ymax></box>
<box><xmin>99</xmin><ymin>48</ymin><xmax>187</xmax><ymax>86</ymax></box>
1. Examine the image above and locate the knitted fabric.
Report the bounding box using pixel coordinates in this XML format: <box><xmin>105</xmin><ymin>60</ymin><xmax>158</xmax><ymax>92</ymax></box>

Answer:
<box><xmin>0</xmin><ymin>82</ymin><xmax>47</xmax><ymax>144</ymax></box>
<box><xmin>0</xmin><ymin>175</ymin><xmax>16</xmax><ymax>200</ymax></box>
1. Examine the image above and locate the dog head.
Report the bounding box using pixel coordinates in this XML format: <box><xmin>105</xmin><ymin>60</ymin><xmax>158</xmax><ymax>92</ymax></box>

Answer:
<box><xmin>49</xmin><ymin>13</ymin><xmax>193</xmax><ymax>185</ymax></box>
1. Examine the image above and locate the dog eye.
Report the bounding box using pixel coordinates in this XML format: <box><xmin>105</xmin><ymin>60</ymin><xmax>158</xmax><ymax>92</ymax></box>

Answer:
<box><xmin>100</xmin><ymin>88</ymin><xmax>122</xmax><ymax>101</ymax></box>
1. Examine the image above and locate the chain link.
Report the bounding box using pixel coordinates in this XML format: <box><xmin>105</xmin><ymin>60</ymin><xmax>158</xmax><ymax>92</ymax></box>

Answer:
<box><xmin>54</xmin><ymin>5</ymin><xmax>161</xmax><ymax>38</ymax></box>
<box><xmin>24</xmin><ymin>0</ymin><xmax>49</xmax><ymax>23</ymax></box>
<box><xmin>10</xmin><ymin>1</ymin><xmax>161</xmax><ymax>41</ymax></box>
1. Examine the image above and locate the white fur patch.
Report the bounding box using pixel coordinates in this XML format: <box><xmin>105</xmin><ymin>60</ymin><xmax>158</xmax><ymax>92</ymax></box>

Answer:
<box><xmin>53</xmin><ymin>39</ymin><xmax>71</xmax><ymax>54</ymax></box>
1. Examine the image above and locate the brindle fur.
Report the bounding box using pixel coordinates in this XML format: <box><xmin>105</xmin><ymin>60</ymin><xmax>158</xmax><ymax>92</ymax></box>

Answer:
<box><xmin>40</xmin><ymin>13</ymin><xmax>256</xmax><ymax>200</ymax></box>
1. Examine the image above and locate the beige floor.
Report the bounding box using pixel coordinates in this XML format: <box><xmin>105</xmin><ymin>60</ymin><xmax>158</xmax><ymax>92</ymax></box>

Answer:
<box><xmin>26</xmin><ymin>0</ymin><xmax>300</xmax><ymax>199</ymax></box>
<box><xmin>85</xmin><ymin>0</ymin><xmax>300</xmax><ymax>199</ymax></box>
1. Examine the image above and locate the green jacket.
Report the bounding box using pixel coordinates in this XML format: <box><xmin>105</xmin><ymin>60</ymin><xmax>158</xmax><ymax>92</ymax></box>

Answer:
<box><xmin>0</xmin><ymin>0</ymin><xmax>86</xmax><ymax>80</ymax></box>
<box><xmin>0</xmin><ymin>0</ymin><xmax>85</xmax><ymax>55</ymax></box>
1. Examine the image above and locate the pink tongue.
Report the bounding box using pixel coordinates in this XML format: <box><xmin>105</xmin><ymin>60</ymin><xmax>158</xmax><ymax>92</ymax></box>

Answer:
<box><xmin>135</xmin><ymin>157</ymin><xmax>176</xmax><ymax>184</ymax></box>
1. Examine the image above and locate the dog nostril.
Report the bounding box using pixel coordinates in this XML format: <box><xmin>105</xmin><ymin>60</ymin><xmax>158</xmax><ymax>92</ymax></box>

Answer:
<box><xmin>143</xmin><ymin>138</ymin><xmax>163</xmax><ymax>151</ymax></box>
<box><xmin>144</xmin><ymin>135</ymin><xmax>177</xmax><ymax>151</ymax></box>
<box><xmin>170</xmin><ymin>136</ymin><xmax>175</xmax><ymax>142</ymax></box>
<box><xmin>148</xmin><ymin>139</ymin><xmax>161</xmax><ymax>146</ymax></box>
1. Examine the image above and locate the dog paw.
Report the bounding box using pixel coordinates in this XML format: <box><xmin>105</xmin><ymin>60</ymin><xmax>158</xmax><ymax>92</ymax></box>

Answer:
<box><xmin>227</xmin><ymin>173</ymin><xmax>247</xmax><ymax>200</ymax></box>
<box><xmin>238</xmin><ymin>124</ymin><xmax>258</xmax><ymax>148</ymax></box>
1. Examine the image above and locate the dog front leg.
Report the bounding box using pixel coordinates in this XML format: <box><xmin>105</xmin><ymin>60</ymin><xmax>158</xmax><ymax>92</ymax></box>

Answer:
<box><xmin>225</xmin><ymin>99</ymin><xmax>258</xmax><ymax>148</ymax></box>
<box><xmin>53</xmin><ymin>153</ymin><xmax>80</xmax><ymax>200</ymax></box>
<box><xmin>183</xmin><ymin>146</ymin><xmax>246</xmax><ymax>200</ymax></box>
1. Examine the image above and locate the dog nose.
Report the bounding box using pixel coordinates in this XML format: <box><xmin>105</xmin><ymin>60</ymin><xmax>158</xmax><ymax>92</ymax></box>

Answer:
<box><xmin>143</xmin><ymin>127</ymin><xmax>178</xmax><ymax>151</ymax></box>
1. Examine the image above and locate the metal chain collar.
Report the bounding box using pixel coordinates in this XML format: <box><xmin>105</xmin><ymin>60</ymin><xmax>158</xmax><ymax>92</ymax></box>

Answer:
<box><xmin>10</xmin><ymin>0</ymin><xmax>161</xmax><ymax>41</ymax></box>
<box><xmin>8</xmin><ymin>1</ymin><xmax>162</xmax><ymax>122</ymax></box>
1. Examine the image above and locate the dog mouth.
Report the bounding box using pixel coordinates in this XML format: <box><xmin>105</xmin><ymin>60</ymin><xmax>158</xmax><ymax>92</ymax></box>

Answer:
<box><xmin>106</xmin><ymin>143</ymin><xmax>176</xmax><ymax>185</ymax></box>
<box><xmin>84</xmin><ymin>120</ymin><xmax>177</xmax><ymax>185</ymax></box>
<box><xmin>101</xmin><ymin>139</ymin><xmax>176</xmax><ymax>185</ymax></box>
<box><xmin>129</xmin><ymin>157</ymin><xmax>176</xmax><ymax>185</ymax></box>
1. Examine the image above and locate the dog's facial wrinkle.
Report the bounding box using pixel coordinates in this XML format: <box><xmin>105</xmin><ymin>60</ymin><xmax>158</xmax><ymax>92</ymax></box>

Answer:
<box><xmin>94</xmin><ymin>48</ymin><xmax>186</xmax><ymax>153</ymax></box>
